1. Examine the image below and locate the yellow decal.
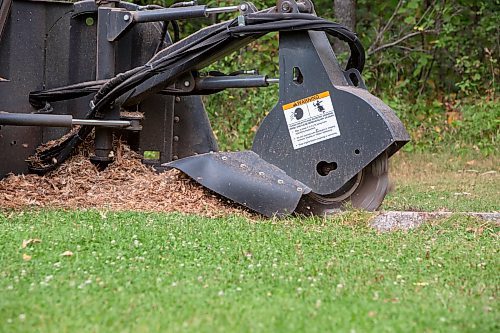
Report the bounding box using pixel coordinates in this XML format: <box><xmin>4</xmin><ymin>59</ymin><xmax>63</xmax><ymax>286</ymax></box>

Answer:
<box><xmin>282</xmin><ymin>91</ymin><xmax>330</xmax><ymax>110</ymax></box>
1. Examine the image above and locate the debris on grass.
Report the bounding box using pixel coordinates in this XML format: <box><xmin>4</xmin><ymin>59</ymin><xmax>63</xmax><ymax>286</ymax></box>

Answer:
<box><xmin>61</xmin><ymin>251</ymin><xmax>74</xmax><ymax>257</ymax></box>
<box><xmin>0</xmin><ymin>143</ymin><xmax>252</xmax><ymax>218</ymax></box>
<box><xmin>22</xmin><ymin>239</ymin><xmax>42</xmax><ymax>248</ymax></box>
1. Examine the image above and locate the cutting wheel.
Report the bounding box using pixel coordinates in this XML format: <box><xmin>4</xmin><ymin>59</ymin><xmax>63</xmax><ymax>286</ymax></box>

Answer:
<box><xmin>295</xmin><ymin>152</ymin><xmax>389</xmax><ymax>215</ymax></box>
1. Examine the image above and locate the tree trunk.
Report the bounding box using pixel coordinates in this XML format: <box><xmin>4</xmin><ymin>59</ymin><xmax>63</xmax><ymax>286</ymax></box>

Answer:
<box><xmin>333</xmin><ymin>0</ymin><xmax>356</xmax><ymax>55</ymax></box>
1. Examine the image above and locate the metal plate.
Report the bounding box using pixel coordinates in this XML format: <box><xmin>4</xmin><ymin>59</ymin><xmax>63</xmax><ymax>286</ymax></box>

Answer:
<box><xmin>0</xmin><ymin>0</ymin><xmax>72</xmax><ymax>177</ymax></box>
<box><xmin>252</xmin><ymin>31</ymin><xmax>409</xmax><ymax>195</ymax></box>
<box><xmin>165</xmin><ymin>151</ymin><xmax>311</xmax><ymax>217</ymax></box>
<box><xmin>295</xmin><ymin>152</ymin><xmax>390</xmax><ymax>215</ymax></box>
<box><xmin>172</xmin><ymin>96</ymin><xmax>218</xmax><ymax>160</ymax></box>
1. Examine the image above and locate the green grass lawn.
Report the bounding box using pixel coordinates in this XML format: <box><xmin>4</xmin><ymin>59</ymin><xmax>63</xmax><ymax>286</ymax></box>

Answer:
<box><xmin>383</xmin><ymin>152</ymin><xmax>499</xmax><ymax>212</ymax></box>
<box><xmin>1</xmin><ymin>210</ymin><xmax>498</xmax><ymax>333</ymax></box>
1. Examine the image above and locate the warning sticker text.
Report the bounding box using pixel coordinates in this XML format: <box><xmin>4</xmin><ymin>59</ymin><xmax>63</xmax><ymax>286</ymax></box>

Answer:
<box><xmin>283</xmin><ymin>91</ymin><xmax>340</xmax><ymax>150</ymax></box>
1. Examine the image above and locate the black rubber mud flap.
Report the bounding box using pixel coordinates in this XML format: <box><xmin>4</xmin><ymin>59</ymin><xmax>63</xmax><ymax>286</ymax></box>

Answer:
<box><xmin>164</xmin><ymin>151</ymin><xmax>311</xmax><ymax>217</ymax></box>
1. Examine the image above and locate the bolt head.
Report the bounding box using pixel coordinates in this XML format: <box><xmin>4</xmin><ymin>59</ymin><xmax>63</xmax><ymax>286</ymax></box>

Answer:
<box><xmin>184</xmin><ymin>81</ymin><xmax>191</xmax><ymax>87</ymax></box>
<box><xmin>123</xmin><ymin>14</ymin><xmax>130</xmax><ymax>21</ymax></box>
<box><xmin>240</xmin><ymin>4</ymin><xmax>247</xmax><ymax>11</ymax></box>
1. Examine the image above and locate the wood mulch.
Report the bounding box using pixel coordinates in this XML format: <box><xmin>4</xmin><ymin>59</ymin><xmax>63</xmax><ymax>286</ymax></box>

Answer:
<box><xmin>0</xmin><ymin>143</ymin><xmax>251</xmax><ymax>218</ymax></box>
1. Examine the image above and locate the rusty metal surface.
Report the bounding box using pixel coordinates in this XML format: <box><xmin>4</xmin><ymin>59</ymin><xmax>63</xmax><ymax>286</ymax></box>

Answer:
<box><xmin>166</xmin><ymin>151</ymin><xmax>311</xmax><ymax>217</ymax></box>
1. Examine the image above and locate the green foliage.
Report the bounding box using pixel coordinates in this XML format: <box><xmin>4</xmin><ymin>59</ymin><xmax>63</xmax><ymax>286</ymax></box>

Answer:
<box><xmin>349</xmin><ymin>0</ymin><xmax>498</xmax><ymax>156</ymax></box>
<box><xmin>385</xmin><ymin>94</ymin><xmax>499</xmax><ymax>155</ymax></box>
<box><xmin>204</xmin><ymin>85</ymin><xmax>279</xmax><ymax>151</ymax></box>
<box><xmin>358</xmin><ymin>0</ymin><xmax>499</xmax><ymax>98</ymax></box>
<box><xmin>445</xmin><ymin>99</ymin><xmax>500</xmax><ymax>155</ymax></box>
<box><xmin>202</xmin><ymin>30</ymin><xmax>280</xmax><ymax>150</ymax></box>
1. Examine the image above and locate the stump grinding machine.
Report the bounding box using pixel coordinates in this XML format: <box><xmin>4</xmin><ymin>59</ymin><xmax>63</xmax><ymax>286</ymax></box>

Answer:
<box><xmin>0</xmin><ymin>0</ymin><xmax>409</xmax><ymax>217</ymax></box>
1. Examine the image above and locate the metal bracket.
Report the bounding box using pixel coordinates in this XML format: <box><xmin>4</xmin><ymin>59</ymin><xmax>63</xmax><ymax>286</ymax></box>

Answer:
<box><xmin>72</xmin><ymin>0</ymin><xmax>98</xmax><ymax>18</ymax></box>
<box><xmin>276</xmin><ymin>0</ymin><xmax>313</xmax><ymax>14</ymax></box>
<box><xmin>239</xmin><ymin>2</ymin><xmax>258</xmax><ymax>14</ymax></box>
<box><xmin>107</xmin><ymin>9</ymin><xmax>133</xmax><ymax>42</ymax></box>
<box><xmin>173</xmin><ymin>73</ymin><xmax>196</xmax><ymax>93</ymax></box>
<box><xmin>344</xmin><ymin>68</ymin><xmax>367</xmax><ymax>90</ymax></box>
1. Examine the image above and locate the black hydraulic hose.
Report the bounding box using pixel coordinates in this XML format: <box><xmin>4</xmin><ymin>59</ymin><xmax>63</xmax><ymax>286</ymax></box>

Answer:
<box><xmin>155</xmin><ymin>21</ymin><xmax>170</xmax><ymax>54</ymax></box>
<box><xmin>29</xmin><ymin>80</ymin><xmax>107</xmax><ymax>109</ymax></box>
<box><xmin>171</xmin><ymin>20</ymin><xmax>181</xmax><ymax>42</ymax></box>
<box><xmin>237</xmin><ymin>13</ymin><xmax>365</xmax><ymax>71</ymax></box>
<box><xmin>155</xmin><ymin>20</ymin><xmax>181</xmax><ymax>54</ymax></box>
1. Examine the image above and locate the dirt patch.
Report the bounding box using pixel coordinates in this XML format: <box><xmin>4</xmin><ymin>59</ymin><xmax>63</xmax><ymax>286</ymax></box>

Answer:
<box><xmin>0</xmin><ymin>143</ymin><xmax>252</xmax><ymax>218</ymax></box>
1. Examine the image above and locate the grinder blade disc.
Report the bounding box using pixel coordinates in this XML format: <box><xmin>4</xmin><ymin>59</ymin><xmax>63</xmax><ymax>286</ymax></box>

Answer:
<box><xmin>295</xmin><ymin>152</ymin><xmax>389</xmax><ymax>215</ymax></box>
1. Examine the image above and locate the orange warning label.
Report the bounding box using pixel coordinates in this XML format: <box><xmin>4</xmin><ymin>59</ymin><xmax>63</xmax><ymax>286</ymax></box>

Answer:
<box><xmin>283</xmin><ymin>91</ymin><xmax>331</xmax><ymax>111</ymax></box>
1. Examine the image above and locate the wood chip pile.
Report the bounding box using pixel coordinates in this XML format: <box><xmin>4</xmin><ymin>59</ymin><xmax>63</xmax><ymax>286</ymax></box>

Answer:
<box><xmin>0</xmin><ymin>144</ymin><xmax>250</xmax><ymax>217</ymax></box>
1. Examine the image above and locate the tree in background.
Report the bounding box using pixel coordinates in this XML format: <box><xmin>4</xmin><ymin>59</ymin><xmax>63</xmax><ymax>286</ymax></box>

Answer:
<box><xmin>333</xmin><ymin>0</ymin><xmax>356</xmax><ymax>55</ymax></box>
<box><xmin>356</xmin><ymin>0</ymin><xmax>498</xmax><ymax>98</ymax></box>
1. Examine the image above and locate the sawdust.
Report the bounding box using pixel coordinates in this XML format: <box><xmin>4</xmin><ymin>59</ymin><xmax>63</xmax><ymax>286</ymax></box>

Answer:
<box><xmin>0</xmin><ymin>143</ymin><xmax>252</xmax><ymax>218</ymax></box>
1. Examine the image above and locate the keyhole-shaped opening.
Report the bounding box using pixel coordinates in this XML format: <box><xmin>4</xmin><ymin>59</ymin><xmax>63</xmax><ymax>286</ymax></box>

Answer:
<box><xmin>317</xmin><ymin>161</ymin><xmax>337</xmax><ymax>176</ymax></box>
<box><xmin>293</xmin><ymin>67</ymin><xmax>303</xmax><ymax>84</ymax></box>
